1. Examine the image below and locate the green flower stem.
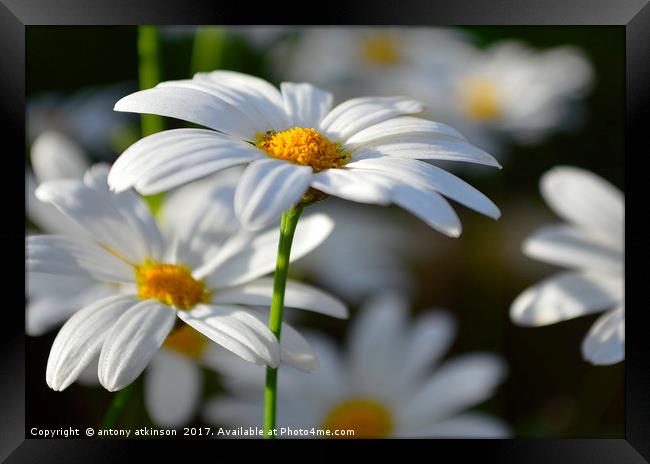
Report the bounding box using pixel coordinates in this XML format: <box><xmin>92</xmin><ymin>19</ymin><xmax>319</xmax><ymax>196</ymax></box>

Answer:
<box><xmin>264</xmin><ymin>204</ymin><xmax>304</xmax><ymax>438</ymax></box>
<box><xmin>191</xmin><ymin>26</ymin><xmax>226</xmax><ymax>75</ymax></box>
<box><xmin>100</xmin><ymin>383</ymin><xmax>135</xmax><ymax>431</ymax></box>
<box><xmin>137</xmin><ymin>26</ymin><xmax>164</xmax><ymax>137</ymax></box>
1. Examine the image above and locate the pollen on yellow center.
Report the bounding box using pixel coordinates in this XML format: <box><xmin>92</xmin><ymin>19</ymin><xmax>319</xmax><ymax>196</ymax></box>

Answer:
<box><xmin>461</xmin><ymin>78</ymin><xmax>502</xmax><ymax>121</ymax></box>
<box><xmin>322</xmin><ymin>399</ymin><xmax>393</xmax><ymax>438</ymax></box>
<box><xmin>362</xmin><ymin>35</ymin><xmax>401</xmax><ymax>65</ymax></box>
<box><xmin>163</xmin><ymin>325</ymin><xmax>208</xmax><ymax>359</ymax></box>
<box><xmin>135</xmin><ymin>259</ymin><xmax>210</xmax><ymax>310</ymax></box>
<box><xmin>255</xmin><ymin>127</ymin><xmax>350</xmax><ymax>172</ymax></box>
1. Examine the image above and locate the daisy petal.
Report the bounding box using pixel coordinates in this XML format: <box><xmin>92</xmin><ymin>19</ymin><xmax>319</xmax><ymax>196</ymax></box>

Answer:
<box><xmin>351</xmin><ymin>135</ymin><xmax>500</xmax><ymax>168</ymax></box>
<box><xmin>541</xmin><ymin>166</ymin><xmax>624</xmax><ymax>243</ymax></box>
<box><xmin>320</xmin><ymin>97</ymin><xmax>423</xmax><ymax>140</ymax></box>
<box><xmin>35</xmin><ymin>179</ymin><xmax>151</xmax><ymax>263</ymax></box>
<box><xmin>98</xmin><ymin>301</ymin><xmax>176</xmax><ymax>391</ymax></box>
<box><xmin>27</xmin><ymin>274</ymin><xmax>117</xmax><ymax>336</ymax></box>
<box><xmin>399</xmin><ymin>353</ymin><xmax>506</xmax><ymax>425</ymax></box>
<box><xmin>524</xmin><ymin>224</ymin><xmax>622</xmax><ymax>275</ymax></box>
<box><xmin>195</xmin><ymin>213</ymin><xmax>334</xmax><ymax>288</ymax></box>
<box><xmin>581</xmin><ymin>306</ymin><xmax>624</xmax><ymax>365</ymax></box>
<box><xmin>27</xmin><ymin>235</ymin><xmax>134</xmax><ymax>283</ymax></box>
<box><xmin>108</xmin><ymin>129</ymin><xmax>263</xmax><ymax>195</ymax></box>
<box><xmin>510</xmin><ymin>271</ymin><xmax>623</xmax><ymax>326</ymax></box>
<box><xmin>345</xmin><ymin>116</ymin><xmax>467</xmax><ymax>146</ymax></box>
<box><xmin>46</xmin><ymin>295</ymin><xmax>137</xmax><ymax>391</ymax></box>
<box><xmin>281</xmin><ymin>82</ymin><xmax>333</xmax><ymax>128</ymax></box>
<box><xmin>311</xmin><ymin>169</ymin><xmax>393</xmax><ymax>204</ymax></box>
<box><xmin>210</xmin><ymin>277</ymin><xmax>348</xmax><ymax>319</ymax></box>
<box><xmin>114</xmin><ymin>86</ymin><xmax>257</xmax><ymax>139</ymax></box>
<box><xmin>31</xmin><ymin>131</ymin><xmax>89</xmax><ymax>182</ymax></box>
<box><xmin>144</xmin><ymin>350</ymin><xmax>202</xmax><ymax>427</ymax></box>
<box><xmin>392</xmin><ymin>184</ymin><xmax>462</xmax><ymax>237</ymax></box>
<box><xmin>349</xmin><ymin>158</ymin><xmax>500</xmax><ymax>219</ymax></box>
<box><xmin>234</xmin><ymin>159</ymin><xmax>313</xmax><ymax>231</ymax></box>
<box><xmin>177</xmin><ymin>305</ymin><xmax>280</xmax><ymax>367</ymax></box>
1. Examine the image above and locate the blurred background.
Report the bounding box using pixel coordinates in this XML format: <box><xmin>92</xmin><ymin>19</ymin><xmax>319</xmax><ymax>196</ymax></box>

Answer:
<box><xmin>25</xmin><ymin>25</ymin><xmax>624</xmax><ymax>437</ymax></box>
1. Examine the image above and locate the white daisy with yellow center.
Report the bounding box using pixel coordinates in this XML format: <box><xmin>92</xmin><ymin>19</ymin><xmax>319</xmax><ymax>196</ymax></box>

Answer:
<box><xmin>27</xmin><ymin>165</ymin><xmax>347</xmax><ymax>393</ymax></box>
<box><xmin>204</xmin><ymin>292</ymin><xmax>510</xmax><ymax>438</ymax></box>
<box><xmin>511</xmin><ymin>167</ymin><xmax>624</xmax><ymax>365</ymax></box>
<box><xmin>108</xmin><ymin>70</ymin><xmax>501</xmax><ymax>236</ymax></box>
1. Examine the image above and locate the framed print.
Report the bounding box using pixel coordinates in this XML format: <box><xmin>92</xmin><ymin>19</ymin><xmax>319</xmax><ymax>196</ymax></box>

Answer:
<box><xmin>2</xmin><ymin>0</ymin><xmax>648</xmax><ymax>462</ymax></box>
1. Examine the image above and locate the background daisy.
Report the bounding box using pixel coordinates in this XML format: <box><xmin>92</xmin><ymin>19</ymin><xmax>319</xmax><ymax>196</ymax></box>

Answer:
<box><xmin>204</xmin><ymin>292</ymin><xmax>510</xmax><ymax>438</ymax></box>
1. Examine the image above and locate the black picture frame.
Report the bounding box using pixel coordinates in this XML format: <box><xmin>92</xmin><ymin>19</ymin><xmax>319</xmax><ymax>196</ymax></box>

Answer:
<box><xmin>2</xmin><ymin>0</ymin><xmax>648</xmax><ymax>462</ymax></box>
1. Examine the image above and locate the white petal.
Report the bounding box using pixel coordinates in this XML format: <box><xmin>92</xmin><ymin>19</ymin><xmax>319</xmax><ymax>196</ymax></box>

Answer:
<box><xmin>243</xmin><ymin>310</ymin><xmax>319</xmax><ymax>373</ymax></box>
<box><xmin>30</xmin><ymin>131</ymin><xmax>89</xmax><ymax>182</ymax></box>
<box><xmin>98</xmin><ymin>301</ymin><xmax>176</xmax><ymax>391</ymax></box>
<box><xmin>35</xmin><ymin>179</ymin><xmax>153</xmax><ymax>263</ymax></box>
<box><xmin>391</xmin><ymin>184</ymin><xmax>462</xmax><ymax>237</ymax></box>
<box><xmin>311</xmin><ymin>168</ymin><xmax>393</xmax><ymax>204</ymax></box>
<box><xmin>582</xmin><ymin>306</ymin><xmax>624</xmax><ymax>365</ymax></box>
<box><xmin>350</xmin><ymin>135</ymin><xmax>501</xmax><ymax>168</ymax></box>
<box><xmin>26</xmin><ymin>274</ymin><xmax>116</xmax><ymax>336</ymax></box>
<box><xmin>524</xmin><ymin>224</ymin><xmax>622</xmax><ymax>275</ymax></box>
<box><xmin>46</xmin><ymin>295</ymin><xmax>137</xmax><ymax>391</ymax></box>
<box><xmin>398</xmin><ymin>354</ymin><xmax>507</xmax><ymax>425</ymax></box>
<box><xmin>195</xmin><ymin>213</ymin><xmax>334</xmax><ymax>288</ymax></box>
<box><xmin>177</xmin><ymin>304</ymin><xmax>280</xmax><ymax>367</ymax></box>
<box><xmin>345</xmin><ymin>116</ymin><xmax>467</xmax><ymax>146</ymax></box>
<box><xmin>27</xmin><ymin>235</ymin><xmax>134</xmax><ymax>283</ymax></box>
<box><xmin>347</xmin><ymin>291</ymin><xmax>410</xmax><ymax>398</ymax></box>
<box><xmin>510</xmin><ymin>271</ymin><xmax>623</xmax><ymax>326</ymax></box>
<box><xmin>320</xmin><ymin>97</ymin><xmax>423</xmax><ymax>141</ymax></box>
<box><xmin>83</xmin><ymin>164</ymin><xmax>164</xmax><ymax>259</ymax></box>
<box><xmin>234</xmin><ymin>158</ymin><xmax>313</xmax><ymax>231</ymax></box>
<box><xmin>348</xmin><ymin>158</ymin><xmax>500</xmax><ymax>219</ymax></box>
<box><xmin>397</xmin><ymin>311</ymin><xmax>457</xmax><ymax>385</ymax></box>
<box><xmin>281</xmin><ymin>82</ymin><xmax>333</xmax><ymax>128</ymax></box>
<box><xmin>194</xmin><ymin>70</ymin><xmax>288</xmax><ymax>130</ymax></box>
<box><xmin>400</xmin><ymin>412</ymin><xmax>511</xmax><ymax>438</ymax></box>
<box><xmin>144</xmin><ymin>350</ymin><xmax>202</xmax><ymax>427</ymax></box>
<box><xmin>210</xmin><ymin>277</ymin><xmax>347</xmax><ymax>319</ymax></box>
<box><xmin>541</xmin><ymin>166</ymin><xmax>624</xmax><ymax>243</ymax></box>
<box><xmin>114</xmin><ymin>86</ymin><xmax>257</xmax><ymax>139</ymax></box>
<box><xmin>108</xmin><ymin>129</ymin><xmax>263</xmax><ymax>195</ymax></box>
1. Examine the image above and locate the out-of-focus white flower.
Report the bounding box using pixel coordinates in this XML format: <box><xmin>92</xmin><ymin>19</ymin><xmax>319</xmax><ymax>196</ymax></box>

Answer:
<box><xmin>27</xmin><ymin>84</ymin><xmax>137</xmax><ymax>157</ymax></box>
<box><xmin>27</xmin><ymin>165</ymin><xmax>346</xmax><ymax>392</ymax></box>
<box><xmin>510</xmin><ymin>166</ymin><xmax>624</xmax><ymax>365</ymax></box>
<box><xmin>391</xmin><ymin>40</ymin><xmax>594</xmax><ymax>155</ymax></box>
<box><xmin>292</xmin><ymin>199</ymin><xmax>434</xmax><ymax>304</ymax></box>
<box><xmin>272</xmin><ymin>27</ymin><xmax>476</xmax><ymax>101</ymax></box>
<box><xmin>204</xmin><ymin>292</ymin><xmax>510</xmax><ymax>438</ymax></box>
<box><xmin>109</xmin><ymin>70</ymin><xmax>500</xmax><ymax>235</ymax></box>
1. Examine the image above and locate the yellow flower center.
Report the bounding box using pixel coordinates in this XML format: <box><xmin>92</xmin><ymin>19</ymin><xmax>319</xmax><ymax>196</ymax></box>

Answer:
<box><xmin>255</xmin><ymin>127</ymin><xmax>350</xmax><ymax>172</ymax></box>
<box><xmin>322</xmin><ymin>399</ymin><xmax>393</xmax><ymax>438</ymax></box>
<box><xmin>135</xmin><ymin>259</ymin><xmax>210</xmax><ymax>310</ymax></box>
<box><xmin>163</xmin><ymin>325</ymin><xmax>208</xmax><ymax>359</ymax></box>
<box><xmin>362</xmin><ymin>35</ymin><xmax>401</xmax><ymax>65</ymax></box>
<box><xmin>461</xmin><ymin>78</ymin><xmax>502</xmax><ymax>121</ymax></box>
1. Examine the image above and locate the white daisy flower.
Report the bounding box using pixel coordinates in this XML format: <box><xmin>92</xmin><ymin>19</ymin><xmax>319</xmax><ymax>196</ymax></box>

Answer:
<box><xmin>26</xmin><ymin>165</ymin><xmax>347</xmax><ymax>392</ymax></box>
<box><xmin>510</xmin><ymin>166</ymin><xmax>624</xmax><ymax>365</ymax></box>
<box><xmin>107</xmin><ymin>70</ymin><xmax>501</xmax><ymax>234</ymax></box>
<box><xmin>271</xmin><ymin>27</ymin><xmax>476</xmax><ymax>100</ymax></box>
<box><xmin>395</xmin><ymin>40</ymin><xmax>593</xmax><ymax>154</ymax></box>
<box><xmin>204</xmin><ymin>292</ymin><xmax>510</xmax><ymax>438</ymax></box>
